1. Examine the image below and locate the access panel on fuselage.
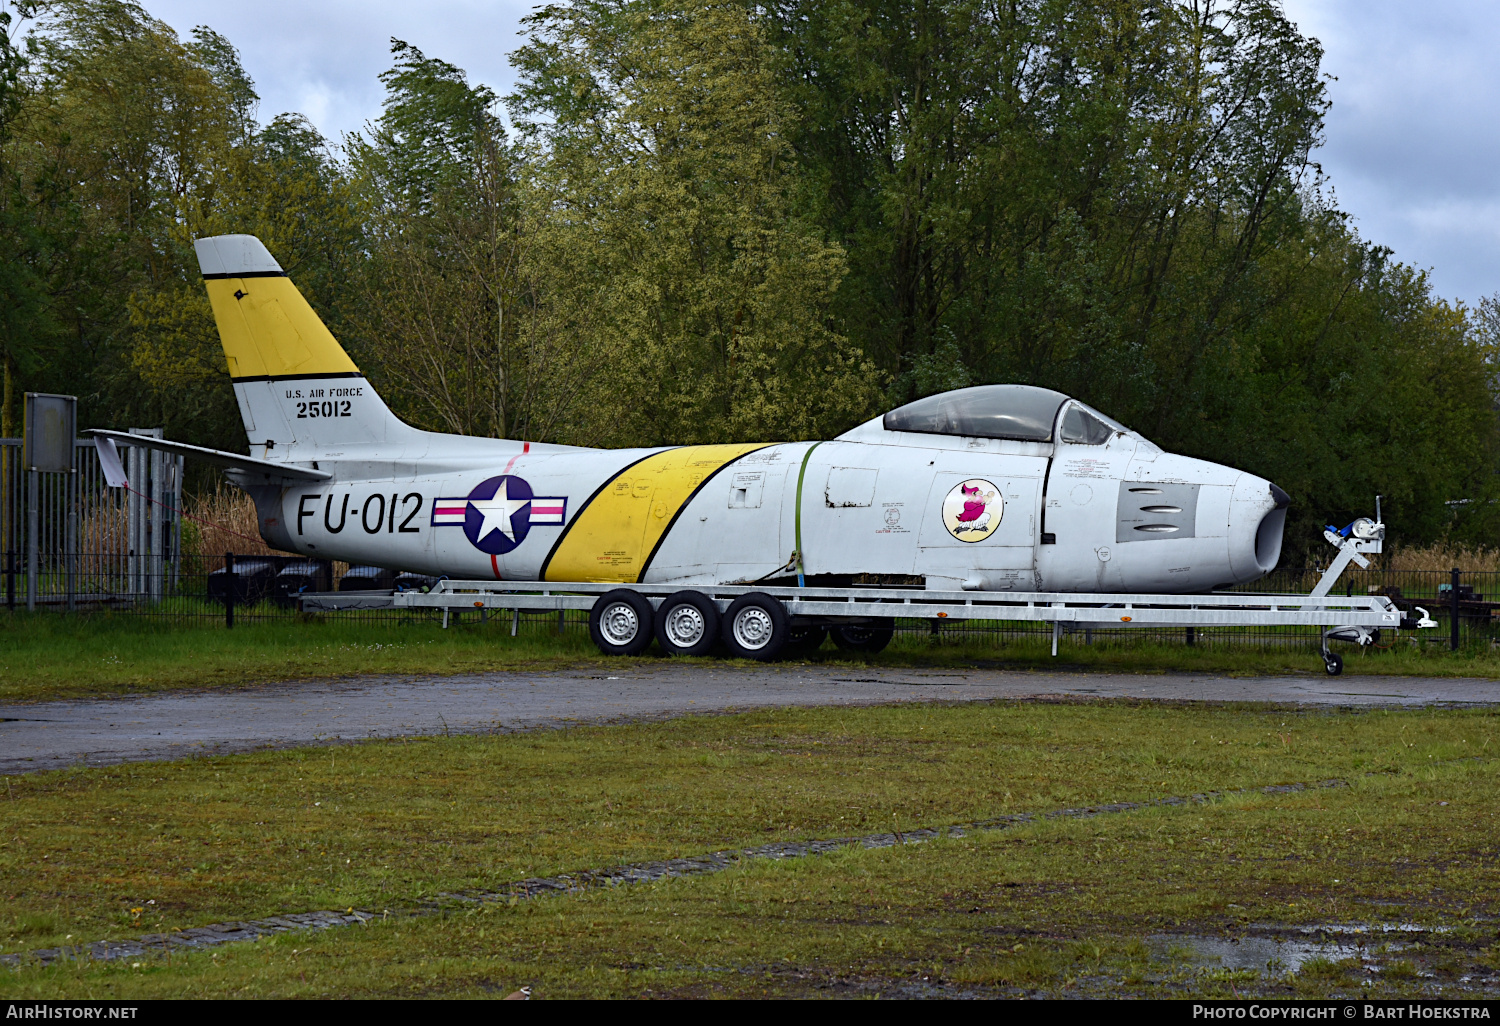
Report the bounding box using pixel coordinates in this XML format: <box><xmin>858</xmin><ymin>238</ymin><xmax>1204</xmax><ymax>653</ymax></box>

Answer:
<box><xmin>916</xmin><ymin>457</ymin><xmax>1045</xmax><ymax>589</ymax></box>
<box><xmin>794</xmin><ymin>441</ymin><xmax>930</xmax><ymax>577</ymax></box>
<box><xmin>1034</xmin><ymin>433</ymin><xmax>1138</xmax><ymax>591</ymax></box>
<box><xmin>542</xmin><ymin>443</ymin><xmax>772</xmax><ymax>583</ymax></box>
<box><xmin>643</xmin><ymin>445</ymin><xmax>797</xmax><ymax>584</ymax></box>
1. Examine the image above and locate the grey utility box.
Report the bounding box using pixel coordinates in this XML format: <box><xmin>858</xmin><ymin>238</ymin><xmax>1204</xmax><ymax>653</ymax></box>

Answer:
<box><xmin>23</xmin><ymin>393</ymin><xmax>77</xmax><ymax>473</ymax></box>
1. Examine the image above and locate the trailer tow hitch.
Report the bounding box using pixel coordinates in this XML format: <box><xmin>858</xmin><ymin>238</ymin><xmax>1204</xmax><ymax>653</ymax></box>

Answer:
<box><xmin>1311</xmin><ymin>499</ymin><xmax>1434</xmax><ymax>675</ymax></box>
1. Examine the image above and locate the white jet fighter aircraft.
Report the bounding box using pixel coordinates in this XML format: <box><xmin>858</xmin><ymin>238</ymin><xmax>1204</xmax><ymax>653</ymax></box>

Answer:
<box><xmin>93</xmin><ymin>234</ymin><xmax>1291</xmax><ymax>653</ymax></box>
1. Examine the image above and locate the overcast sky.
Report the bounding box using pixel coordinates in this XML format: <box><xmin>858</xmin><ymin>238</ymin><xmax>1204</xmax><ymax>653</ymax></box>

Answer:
<box><xmin>134</xmin><ymin>0</ymin><xmax>1500</xmax><ymax>307</ymax></box>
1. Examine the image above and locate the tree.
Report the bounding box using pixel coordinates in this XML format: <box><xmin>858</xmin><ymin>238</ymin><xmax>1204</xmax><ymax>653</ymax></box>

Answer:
<box><xmin>0</xmin><ymin>0</ymin><xmax>49</xmax><ymax>440</ymax></box>
<box><xmin>129</xmin><ymin>110</ymin><xmax>363</xmax><ymax>453</ymax></box>
<box><xmin>510</xmin><ymin>0</ymin><xmax>882</xmax><ymax>446</ymax></box>
<box><xmin>5</xmin><ymin>1</ymin><xmax>361</xmax><ymax>454</ymax></box>
<box><xmin>344</xmin><ymin>41</ymin><xmax>582</xmax><ymax>442</ymax></box>
<box><xmin>0</xmin><ymin>0</ymin><xmax>1491</xmax><ymax>557</ymax></box>
<box><xmin>762</xmin><ymin>0</ymin><xmax>1497</xmax><ymax>551</ymax></box>
<box><xmin>8</xmin><ymin>0</ymin><xmax>251</xmax><ymax>444</ymax></box>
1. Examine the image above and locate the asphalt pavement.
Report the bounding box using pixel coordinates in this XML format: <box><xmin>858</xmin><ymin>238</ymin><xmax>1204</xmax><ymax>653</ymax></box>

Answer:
<box><xmin>4</xmin><ymin>663</ymin><xmax>1498</xmax><ymax>775</ymax></box>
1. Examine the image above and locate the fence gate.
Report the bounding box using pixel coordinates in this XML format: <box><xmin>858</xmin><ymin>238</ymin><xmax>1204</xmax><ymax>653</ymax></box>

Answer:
<box><xmin>1</xmin><ymin>432</ymin><xmax>183</xmax><ymax>610</ymax></box>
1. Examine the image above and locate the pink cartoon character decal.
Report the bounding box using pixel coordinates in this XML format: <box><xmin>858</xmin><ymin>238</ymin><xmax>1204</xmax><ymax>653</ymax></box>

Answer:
<box><xmin>941</xmin><ymin>478</ymin><xmax>1003</xmax><ymax>541</ymax></box>
<box><xmin>957</xmin><ymin>483</ymin><xmax>989</xmax><ymax>526</ymax></box>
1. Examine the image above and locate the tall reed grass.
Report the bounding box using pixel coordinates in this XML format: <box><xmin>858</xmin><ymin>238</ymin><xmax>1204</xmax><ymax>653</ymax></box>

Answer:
<box><xmin>1377</xmin><ymin>545</ymin><xmax>1500</xmax><ymax>574</ymax></box>
<box><xmin>183</xmin><ymin>486</ymin><xmax>284</xmax><ymax>558</ymax></box>
<box><xmin>182</xmin><ymin>488</ymin><xmax>352</xmax><ymax>581</ymax></box>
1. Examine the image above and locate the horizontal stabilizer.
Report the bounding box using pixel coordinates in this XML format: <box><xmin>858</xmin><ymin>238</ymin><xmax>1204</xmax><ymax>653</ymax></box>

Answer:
<box><xmin>87</xmin><ymin>430</ymin><xmax>332</xmax><ymax>483</ymax></box>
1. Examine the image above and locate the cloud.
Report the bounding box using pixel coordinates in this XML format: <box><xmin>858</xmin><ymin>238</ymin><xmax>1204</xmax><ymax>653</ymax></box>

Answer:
<box><xmin>1282</xmin><ymin>0</ymin><xmax>1500</xmax><ymax>302</ymax></box>
<box><xmin>138</xmin><ymin>0</ymin><xmax>531</xmax><ymax>144</ymax></box>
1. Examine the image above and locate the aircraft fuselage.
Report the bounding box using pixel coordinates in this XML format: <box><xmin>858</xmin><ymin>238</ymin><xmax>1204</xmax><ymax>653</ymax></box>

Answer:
<box><xmin>255</xmin><ymin>415</ymin><xmax>1284</xmax><ymax>594</ymax></box>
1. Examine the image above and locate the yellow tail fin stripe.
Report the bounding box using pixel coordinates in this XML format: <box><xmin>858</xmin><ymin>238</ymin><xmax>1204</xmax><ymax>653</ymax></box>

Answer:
<box><xmin>205</xmin><ymin>277</ymin><xmax>360</xmax><ymax>380</ymax></box>
<box><xmin>543</xmin><ymin>443</ymin><xmax>770</xmax><ymax>583</ymax></box>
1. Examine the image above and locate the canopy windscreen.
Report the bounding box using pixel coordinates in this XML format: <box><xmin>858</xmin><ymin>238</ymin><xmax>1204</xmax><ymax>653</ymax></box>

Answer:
<box><xmin>882</xmin><ymin>385</ymin><xmax>1070</xmax><ymax>441</ymax></box>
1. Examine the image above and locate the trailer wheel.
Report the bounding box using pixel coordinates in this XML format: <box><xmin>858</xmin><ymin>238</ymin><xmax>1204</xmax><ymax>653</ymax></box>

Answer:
<box><xmin>722</xmin><ymin>592</ymin><xmax>789</xmax><ymax>661</ymax></box>
<box><xmin>654</xmin><ymin>590</ymin><xmax>720</xmax><ymax>657</ymax></box>
<box><xmin>780</xmin><ymin>624</ymin><xmax>828</xmax><ymax>660</ymax></box>
<box><xmin>1323</xmin><ymin>651</ymin><xmax>1343</xmax><ymax>676</ymax></box>
<box><xmin>831</xmin><ymin>620</ymin><xmax>895</xmax><ymax>655</ymax></box>
<box><xmin>589</xmin><ymin>589</ymin><xmax>655</xmax><ymax>656</ymax></box>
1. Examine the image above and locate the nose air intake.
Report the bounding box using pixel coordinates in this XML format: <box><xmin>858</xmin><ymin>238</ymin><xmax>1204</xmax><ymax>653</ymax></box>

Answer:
<box><xmin>1255</xmin><ymin>482</ymin><xmax>1289</xmax><ymax>571</ymax></box>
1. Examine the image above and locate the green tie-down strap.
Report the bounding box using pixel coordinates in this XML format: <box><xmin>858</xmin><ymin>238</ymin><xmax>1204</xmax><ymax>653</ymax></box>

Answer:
<box><xmin>794</xmin><ymin>441</ymin><xmax>823</xmax><ymax>587</ymax></box>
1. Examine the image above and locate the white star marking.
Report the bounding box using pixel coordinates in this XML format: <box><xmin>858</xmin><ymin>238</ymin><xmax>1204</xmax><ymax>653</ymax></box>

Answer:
<box><xmin>468</xmin><ymin>478</ymin><xmax>531</xmax><ymax>543</ymax></box>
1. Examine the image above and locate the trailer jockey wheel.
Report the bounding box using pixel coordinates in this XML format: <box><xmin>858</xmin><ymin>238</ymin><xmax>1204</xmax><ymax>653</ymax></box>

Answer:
<box><xmin>654</xmin><ymin>590</ymin><xmax>721</xmax><ymax>657</ymax></box>
<box><xmin>831</xmin><ymin>619</ymin><xmax>895</xmax><ymax>655</ymax></box>
<box><xmin>1323</xmin><ymin>652</ymin><xmax>1343</xmax><ymax>676</ymax></box>
<box><xmin>722</xmin><ymin>592</ymin><xmax>789</xmax><ymax>661</ymax></box>
<box><xmin>589</xmin><ymin>589</ymin><xmax>655</xmax><ymax>656</ymax></box>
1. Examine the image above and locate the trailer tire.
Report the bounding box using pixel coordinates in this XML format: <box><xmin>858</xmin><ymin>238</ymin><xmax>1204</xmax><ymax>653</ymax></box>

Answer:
<box><xmin>722</xmin><ymin>592</ymin><xmax>789</xmax><ymax>661</ymax></box>
<box><xmin>1323</xmin><ymin>652</ymin><xmax>1343</xmax><ymax>676</ymax></box>
<box><xmin>831</xmin><ymin>620</ymin><xmax>895</xmax><ymax>655</ymax></box>
<box><xmin>654</xmin><ymin>590</ymin><xmax>721</xmax><ymax>657</ymax></box>
<box><xmin>589</xmin><ymin>589</ymin><xmax>655</xmax><ymax>657</ymax></box>
<box><xmin>780</xmin><ymin>624</ymin><xmax>828</xmax><ymax>660</ymax></box>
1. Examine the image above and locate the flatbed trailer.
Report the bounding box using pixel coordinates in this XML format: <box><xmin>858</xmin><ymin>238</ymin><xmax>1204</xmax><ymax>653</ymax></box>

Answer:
<box><xmin>302</xmin><ymin>574</ymin><xmax>1432</xmax><ymax>679</ymax></box>
<box><xmin>297</xmin><ymin>518</ymin><xmax>1432</xmax><ymax>674</ymax></box>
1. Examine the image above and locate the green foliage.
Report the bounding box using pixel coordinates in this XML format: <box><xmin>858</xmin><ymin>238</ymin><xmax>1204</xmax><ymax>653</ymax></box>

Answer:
<box><xmin>0</xmin><ymin>1</ymin><xmax>360</xmax><ymax>460</ymax></box>
<box><xmin>187</xmin><ymin>24</ymin><xmax>257</xmax><ymax>140</ymax></box>
<box><xmin>356</xmin><ymin>39</ymin><xmax>499</xmax><ymax>209</ymax></box>
<box><xmin>762</xmin><ymin>0</ymin><xmax>1498</xmax><ymax>551</ymax></box>
<box><xmin>129</xmin><ymin>109</ymin><xmax>362</xmax><ymax>454</ymax></box>
<box><xmin>510</xmin><ymin>0</ymin><xmax>883</xmax><ymax>444</ymax></box>
<box><xmin>343</xmin><ymin>41</ymin><xmax>570</xmax><ymax>440</ymax></box>
<box><xmin>0</xmin><ymin>1</ymin><xmax>52</xmax><ymax>424</ymax></box>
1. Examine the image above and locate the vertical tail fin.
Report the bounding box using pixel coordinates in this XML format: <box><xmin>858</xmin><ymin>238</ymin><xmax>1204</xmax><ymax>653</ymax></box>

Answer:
<box><xmin>195</xmin><ymin>234</ymin><xmax>415</xmax><ymax>459</ymax></box>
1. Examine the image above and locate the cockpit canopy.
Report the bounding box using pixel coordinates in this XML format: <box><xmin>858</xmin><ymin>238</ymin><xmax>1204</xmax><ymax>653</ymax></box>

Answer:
<box><xmin>882</xmin><ymin>384</ymin><xmax>1127</xmax><ymax>444</ymax></box>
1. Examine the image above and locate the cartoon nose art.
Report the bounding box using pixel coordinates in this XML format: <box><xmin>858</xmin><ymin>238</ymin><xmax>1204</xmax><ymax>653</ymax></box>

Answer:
<box><xmin>957</xmin><ymin>485</ymin><xmax>990</xmax><ymax>527</ymax></box>
<box><xmin>943</xmin><ymin>479</ymin><xmax>1003</xmax><ymax>541</ymax></box>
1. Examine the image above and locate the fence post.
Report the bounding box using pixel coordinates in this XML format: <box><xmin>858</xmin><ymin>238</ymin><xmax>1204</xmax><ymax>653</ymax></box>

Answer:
<box><xmin>169</xmin><ymin>455</ymin><xmax>184</xmax><ymax>593</ymax></box>
<box><xmin>65</xmin><ymin>464</ymin><xmax>77</xmax><ymax>613</ymax></box>
<box><xmin>225</xmin><ymin>551</ymin><xmax>236</xmax><ymax>630</ymax></box>
<box><xmin>5</xmin><ymin>549</ymin><xmax>12</xmax><ymax>610</ymax></box>
<box><xmin>127</xmin><ymin>442</ymin><xmax>140</xmax><ymax>597</ymax></box>
<box><xmin>1451</xmin><ymin>567</ymin><xmax>1461</xmax><ymax>652</ymax></box>
<box><xmin>26</xmin><ymin>467</ymin><xmax>37</xmax><ymax>612</ymax></box>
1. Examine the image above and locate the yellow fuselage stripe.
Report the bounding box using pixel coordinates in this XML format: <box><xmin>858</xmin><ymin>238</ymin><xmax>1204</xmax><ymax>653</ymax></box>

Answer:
<box><xmin>542</xmin><ymin>443</ymin><xmax>770</xmax><ymax>583</ymax></box>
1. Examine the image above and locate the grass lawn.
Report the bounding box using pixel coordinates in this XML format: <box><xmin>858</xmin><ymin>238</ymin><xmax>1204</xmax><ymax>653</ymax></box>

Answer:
<box><xmin>2</xmin><ymin>612</ymin><xmax>1499</xmax><ymax>704</ymax></box>
<box><xmin>0</xmin><ymin>613</ymin><xmax>604</xmax><ymax>703</ymax></box>
<box><xmin>2</xmin><ymin>700</ymin><xmax>1498</xmax><ymax>997</ymax></box>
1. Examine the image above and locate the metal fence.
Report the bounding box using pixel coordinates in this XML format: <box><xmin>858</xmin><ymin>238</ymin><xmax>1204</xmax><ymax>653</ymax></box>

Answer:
<box><xmin>0</xmin><ymin>435</ymin><xmax>183</xmax><ymax>612</ymax></box>
<box><xmin>4</xmin><ymin>552</ymin><xmax>1496</xmax><ymax>654</ymax></box>
<box><xmin>1</xmin><ymin>436</ymin><xmax>1494</xmax><ymax>653</ymax></box>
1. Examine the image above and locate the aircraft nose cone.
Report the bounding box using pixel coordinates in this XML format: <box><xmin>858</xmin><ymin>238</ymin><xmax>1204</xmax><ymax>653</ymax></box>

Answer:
<box><xmin>1229</xmin><ymin>474</ymin><xmax>1288</xmax><ymax>579</ymax></box>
